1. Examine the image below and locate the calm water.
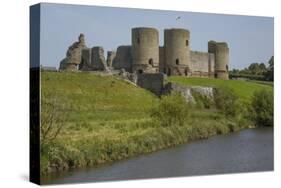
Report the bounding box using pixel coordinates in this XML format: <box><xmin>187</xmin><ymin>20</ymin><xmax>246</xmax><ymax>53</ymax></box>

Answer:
<box><xmin>42</xmin><ymin>127</ymin><xmax>273</xmax><ymax>185</ymax></box>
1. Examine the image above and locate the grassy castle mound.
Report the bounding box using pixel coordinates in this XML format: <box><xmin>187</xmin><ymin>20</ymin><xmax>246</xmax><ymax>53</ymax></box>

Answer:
<box><xmin>41</xmin><ymin>71</ymin><xmax>273</xmax><ymax>175</ymax></box>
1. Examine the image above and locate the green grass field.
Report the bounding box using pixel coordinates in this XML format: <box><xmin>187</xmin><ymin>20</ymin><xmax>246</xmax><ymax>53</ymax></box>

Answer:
<box><xmin>41</xmin><ymin>71</ymin><xmax>160</xmax><ymax>174</ymax></box>
<box><xmin>41</xmin><ymin>71</ymin><xmax>158</xmax><ymax>123</ymax></box>
<box><xmin>40</xmin><ymin>72</ymin><xmax>272</xmax><ymax>175</ymax></box>
<box><xmin>168</xmin><ymin>76</ymin><xmax>273</xmax><ymax>103</ymax></box>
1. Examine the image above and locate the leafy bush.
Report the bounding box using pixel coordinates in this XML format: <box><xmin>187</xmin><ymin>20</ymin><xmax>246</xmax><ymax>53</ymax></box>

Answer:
<box><xmin>215</xmin><ymin>123</ymin><xmax>230</xmax><ymax>134</ymax></box>
<box><xmin>191</xmin><ymin>91</ymin><xmax>214</xmax><ymax>109</ymax></box>
<box><xmin>227</xmin><ymin>122</ymin><xmax>240</xmax><ymax>132</ymax></box>
<box><xmin>150</xmin><ymin>93</ymin><xmax>190</xmax><ymax>127</ymax></box>
<box><xmin>251</xmin><ymin>89</ymin><xmax>273</xmax><ymax>126</ymax></box>
<box><xmin>214</xmin><ymin>87</ymin><xmax>243</xmax><ymax>117</ymax></box>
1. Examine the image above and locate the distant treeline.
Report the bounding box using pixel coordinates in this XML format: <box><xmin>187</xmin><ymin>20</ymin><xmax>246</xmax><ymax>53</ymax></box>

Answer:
<box><xmin>229</xmin><ymin>56</ymin><xmax>274</xmax><ymax>81</ymax></box>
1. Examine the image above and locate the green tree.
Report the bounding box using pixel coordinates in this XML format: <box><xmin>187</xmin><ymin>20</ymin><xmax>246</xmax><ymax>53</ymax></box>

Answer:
<box><xmin>247</xmin><ymin>63</ymin><xmax>267</xmax><ymax>75</ymax></box>
<box><xmin>248</xmin><ymin>63</ymin><xmax>260</xmax><ymax>75</ymax></box>
<box><xmin>259</xmin><ymin>63</ymin><xmax>267</xmax><ymax>71</ymax></box>
<box><xmin>265</xmin><ymin>56</ymin><xmax>274</xmax><ymax>81</ymax></box>
<box><xmin>231</xmin><ymin>69</ymin><xmax>240</xmax><ymax>74</ymax></box>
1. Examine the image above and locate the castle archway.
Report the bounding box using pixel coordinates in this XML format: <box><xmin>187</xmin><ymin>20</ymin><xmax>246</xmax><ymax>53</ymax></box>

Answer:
<box><xmin>168</xmin><ymin>68</ymin><xmax>171</xmax><ymax>76</ymax></box>
<box><xmin>184</xmin><ymin>68</ymin><xmax>188</xmax><ymax>76</ymax></box>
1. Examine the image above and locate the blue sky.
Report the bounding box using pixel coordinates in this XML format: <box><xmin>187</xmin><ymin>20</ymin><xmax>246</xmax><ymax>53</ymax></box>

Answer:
<box><xmin>40</xmin><ymin>3</ymin><xmax>274</xmax><ymax>69</ymax></box>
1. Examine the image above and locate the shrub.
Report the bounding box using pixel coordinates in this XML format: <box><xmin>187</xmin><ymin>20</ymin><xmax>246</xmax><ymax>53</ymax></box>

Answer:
<box><xmin>215</xmin><ymin>123</ymin><xmax>230</xmax><ymax>134</ymax></box>
<box><xmin>227</xmin><ymin>122</ymin><xmax>240</xmax><ymax>132</ymax></box>
<box><xmin>214</xmin><ymin>87</ymin><xmax>243</xmax><ymax>117</ymax></box>
<box><xmin>41</xmin><ymin>93</ymin><xmax>66</xmax><ymax>144</ymax></box>
<box><xmin>191</xmin><ymin>91</ymin><xmax>214</xmax><ymax>109</ymax></box>
<box><xmin>150</xmin><ymin>93</ymin><xmax>189</xmax><ymax>127</ymax></box>
<box><xmin>251</xmin><ymin>89</ymin><xmax>273</xmax><ymax>126</ymax></box>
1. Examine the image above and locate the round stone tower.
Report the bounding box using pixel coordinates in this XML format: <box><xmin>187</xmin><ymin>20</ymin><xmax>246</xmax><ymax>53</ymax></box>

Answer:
<box><xmin>164</xmin><ymin>28</ymin><xmax>190</xmax><ymax>76</ymax></box>
<box><xmin>131</xmin><ymin>27</ymin><xmax>159</xmax><ymax>74</ymax></box>
<box><xmin>208</xmin><ymin>41</ymin><xmax>229</xmax><ymax>79</ymax></box>
<box><xmin>208</xmin><ymin>40</ymin><xmax>217</xmax><ymax>54</ymax></box>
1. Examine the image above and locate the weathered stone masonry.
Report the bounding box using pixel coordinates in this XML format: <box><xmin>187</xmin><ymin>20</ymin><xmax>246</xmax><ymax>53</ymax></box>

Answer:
<box><xmin>59</xmin><ymin>27</ymin><xmax>229</xmax><ymax>80</ymax></box>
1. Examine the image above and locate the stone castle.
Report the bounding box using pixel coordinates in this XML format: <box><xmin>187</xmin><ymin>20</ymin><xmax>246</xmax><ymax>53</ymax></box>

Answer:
<box><xmin>59</xmin><ymin>27</ymin><xmax>229</xmax><ymax>79</ymax></box>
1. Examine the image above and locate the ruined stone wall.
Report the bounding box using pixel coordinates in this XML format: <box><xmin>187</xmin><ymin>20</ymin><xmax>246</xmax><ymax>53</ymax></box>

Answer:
<box><xmin>208</xmin><ymin>53</ymin><xmax>215</xmax><ymax>77</ymax></box>
<box><xmin>112</xmin><ymin>45</ymin><xmax>132</xmax><ymax>72</ymax></box>
<box><xmin>131</xmin><ymin>27</ymin><xmax>159</xmax><ymax>73</ymax></box>
<box><xmin>59</xmin><ymin>29</ymin><xmax>230</xmax><ymax>80</ymax></box>
<box><xmin>91</xmin><ymin>47</ymin><xmax>107</xmax><ymax>71</ymax></box>
<box><xmin>190</xmin><ymin>51</ymin><xmax>215</xmax><ymax>77</ymax></box>
<box><xmin>59</xmin><ymin>34</ymin><xmax>86</xmax><ymax>71</ymax></box>
<box><xmin>137</xmin><ymin>73</ymin><xmax>164</xmax><ymax>96</ymax></box>
<box><xmin>159</xmin><ymin>46</ymin><xmax>165</xmax><ymax>73</ymax></box>
<box><xmin>106</xmin><ymin>51</ymin><xmax>116</xmax><ymax>67</ymax></box>
<box><xmin>163</xmin><ymin>83</ymin><xmax>214</xmax><ymax>103</ymax></box>
<box><xmin>79</xmin><ymin>48</ymin><xmax>92</xmax><ymax>70</ymax></box>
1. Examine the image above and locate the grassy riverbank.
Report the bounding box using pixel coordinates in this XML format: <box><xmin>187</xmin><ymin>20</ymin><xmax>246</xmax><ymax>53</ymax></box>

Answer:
<box><xmin>40</xmin><ymin>72</ymin><xmax>271</xmax><ymax>175</ymax></box>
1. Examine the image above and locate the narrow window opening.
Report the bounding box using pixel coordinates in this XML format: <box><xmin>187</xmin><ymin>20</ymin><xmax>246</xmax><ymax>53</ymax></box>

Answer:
<box><xmin>176</xmin><ymin>59</ymin><xmax>179</xmax><ymax>65</ymax></box>
<box><xmin>137</xmin><ymin>37</ymin><xmax>140</xmax><ymax>44</ymax></box>
<box><xmin>138</xmin><ymin>69</ymin><xmax>143</xmax><ymax>74</ymax></box>
<box><xmin>148</xmin><ymin>58</ymin><xmax>153</xmax><ymax>65</ymax></box>
<box><xmin>186</xmin><ymin>40</ymin><xmax>189</xmax><ymax>46</ymax></box>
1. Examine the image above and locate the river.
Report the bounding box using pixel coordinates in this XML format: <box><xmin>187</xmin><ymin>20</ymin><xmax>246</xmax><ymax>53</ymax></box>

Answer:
<box><xmin>42</xmin><ymin>127</ymin><xmax>273</xmax><ymax>184</ymax></box>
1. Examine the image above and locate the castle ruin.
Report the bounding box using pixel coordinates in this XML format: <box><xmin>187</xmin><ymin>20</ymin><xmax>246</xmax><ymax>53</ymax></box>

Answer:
<box><xmin>59</xmin><ymin>27</ymin><xmax>229</xmax><ymax>79</ymax></box>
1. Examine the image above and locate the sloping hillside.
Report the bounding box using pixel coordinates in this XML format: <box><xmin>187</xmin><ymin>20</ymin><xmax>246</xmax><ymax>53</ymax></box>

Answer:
<box><xmin>41</xmin><ymin>71</ymin><xmax>162</xmax><ymax>174</ymax></box>
<box><xmin>41</xmin><ymin>71</ymin><xmax>158</xmax><ymax>123</ymax></box>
